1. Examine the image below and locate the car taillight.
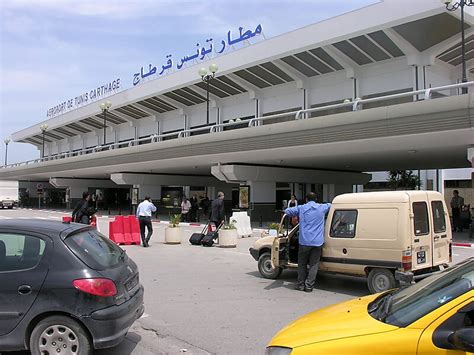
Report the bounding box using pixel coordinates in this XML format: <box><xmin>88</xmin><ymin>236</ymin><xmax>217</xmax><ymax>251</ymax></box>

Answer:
<box><xmin>449</xmin><ymin>243</ymin><xmax>452</xmax><ymax>263</ymax></box>
<box><xmin>73</xmin><ymin>278</ymin><xmax>117</xmax><ymax>297</ymax></box>
<box><xmin>402</xmin><ymin>249</ymin><xmax>412</xmax><ymax>271</ymax></box>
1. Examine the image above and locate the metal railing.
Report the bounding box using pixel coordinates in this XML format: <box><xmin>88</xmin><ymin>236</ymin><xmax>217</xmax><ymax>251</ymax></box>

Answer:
<box><xmin>2</xmin><ymin>81</ymin><xmax>473</xmax><ymax>169</ymax></box>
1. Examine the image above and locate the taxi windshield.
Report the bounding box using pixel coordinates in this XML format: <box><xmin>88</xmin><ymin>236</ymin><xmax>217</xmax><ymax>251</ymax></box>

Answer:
<box><xmin>370</xmin><ymin>259</ymin><xmax>474</xmax><ymax>327</ymax></box>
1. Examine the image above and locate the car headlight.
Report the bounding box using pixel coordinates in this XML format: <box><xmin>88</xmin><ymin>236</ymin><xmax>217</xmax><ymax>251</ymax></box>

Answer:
<box><xmin>265</xmin><ymin>346</ymin><xmax>292</xmax><ymax>355</ymax></box>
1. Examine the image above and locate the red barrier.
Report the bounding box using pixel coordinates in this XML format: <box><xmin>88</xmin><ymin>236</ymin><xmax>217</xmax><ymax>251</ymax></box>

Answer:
<box><xmin>62</xmin><ymin>216</ymin><xmax>72</xmax><ymax>223</ymax></box>
<box><xmin>129</xmin><ymin>216</ymin><xmax>141</xmax><ymax>244</ymax></box>
<box><xmin>109</xmin><ymin>215</ymin><xmax>140</xmax><ymax>245</ymax></box>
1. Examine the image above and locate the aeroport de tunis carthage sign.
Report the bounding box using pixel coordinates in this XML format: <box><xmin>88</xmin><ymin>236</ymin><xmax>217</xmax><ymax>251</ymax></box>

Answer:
<box><xmin>45</xmin><ymin>24</ymin><xmax>263</xmax><ymax>119</ymax></box>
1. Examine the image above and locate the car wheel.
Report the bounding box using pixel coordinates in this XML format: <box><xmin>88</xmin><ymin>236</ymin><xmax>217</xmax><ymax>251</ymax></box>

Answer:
<box><xmin>258</xmin><ymin>252</ymin><xmax>282</xmax><ymax>279</ymax></box>
<box><xmin>367</xmin><ymin>268</ymin><xmax>397</xmax><ymax>294</ymax></box>
<box><xmin>30</xmin><ymin>315</ymin><xmax>92</xmax><ymax>355</ymax></box>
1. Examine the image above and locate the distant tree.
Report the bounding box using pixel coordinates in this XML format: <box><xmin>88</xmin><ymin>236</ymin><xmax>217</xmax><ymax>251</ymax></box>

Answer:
<box><xmin>388</xmin><ymin>170</ymin><xmax>421</xmax><ymax>190</ymax></box>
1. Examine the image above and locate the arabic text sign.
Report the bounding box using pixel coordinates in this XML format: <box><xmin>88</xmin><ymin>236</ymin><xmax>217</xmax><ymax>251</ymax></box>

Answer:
<box><xmin>133</xmin><ymin>24</ymin><xmax>263</xmax><ymax>86</ymax></box>
<box><xmin>46</xmin><ymin>78</ymin><xmax>121</xmax><ymax>118</ymax></box>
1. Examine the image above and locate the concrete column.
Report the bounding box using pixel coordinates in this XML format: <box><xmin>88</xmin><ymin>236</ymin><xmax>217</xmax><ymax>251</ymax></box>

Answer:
<box><xmin>247</xmin><ymin>181</ymin><xmax>276</xmax><ymax>223</ymax></box>
<box><xmin>323</xmin><ymin>184</ymin><xmax>336</xmax><ymax>202</ymax></box>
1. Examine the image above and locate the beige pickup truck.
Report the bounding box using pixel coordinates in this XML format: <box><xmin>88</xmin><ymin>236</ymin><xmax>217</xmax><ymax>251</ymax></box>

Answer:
<box><xmin>249</xmin><ymin>191</ymin><xmax>452</xmax><ymax>293</ymax></box>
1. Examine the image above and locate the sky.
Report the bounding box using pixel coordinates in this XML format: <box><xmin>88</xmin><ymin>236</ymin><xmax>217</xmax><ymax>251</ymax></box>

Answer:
<box><xmin>0</xmin><ymin>0</ymin><xmax>377</xmax><ymax>164</ymax></box>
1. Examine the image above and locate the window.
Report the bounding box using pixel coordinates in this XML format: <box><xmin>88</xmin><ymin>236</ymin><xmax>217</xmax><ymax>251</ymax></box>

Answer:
<box><xmin>330</xmin><ymin>210</ymin><xmax>357</xmax><ymax>238</ymax></box>
<box><xmin>64</xmin><ymin>230</ymin><xmax>123</xmax><ymax>271</ymax></box>
<box><xmin>413</xmin><ymin>202</ymin><xmax>429</xmax><ymax>235</ymax></box>
<box><xmin>431</xmin><ymin>201</ymin><xmax>446</xmax><ymax>233</ymax></box>
<box><xmin>0</xmin><ymin>234</ymin><xmax>46</xmax><ymax>272</ymax></box>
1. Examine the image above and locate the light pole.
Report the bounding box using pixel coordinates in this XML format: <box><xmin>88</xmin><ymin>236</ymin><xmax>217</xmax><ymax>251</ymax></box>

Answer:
<box><xmin>198</xmin><ymin>64</ymin><xmax>218</xmax><ymax>125</ymax></box>
<box><xmin>4</xmin><ymin>138</ymin><xmax>10</xmax><ymax>166</ymax></box>
<box><xmin>442</xmin><ymin>0</ymin><xmax>474</xmax><ymax>94</ymax></box>
<box><xmin>99</xmin><ymin>101</ymin><xmax>112</xmax><ymax>145</ymax></box>
<box><xmin>40</xmin><ymin>124</ymin><xmax>48</xmax><ymax>158</ymax></box>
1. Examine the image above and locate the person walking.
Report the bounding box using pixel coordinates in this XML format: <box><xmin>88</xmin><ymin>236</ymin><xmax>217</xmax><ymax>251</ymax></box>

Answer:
<box><xmin>451</xmin><ymin>190</ymin><xmax>464</xmax><ymax>232</ymax></box>
<box><xmin>72</xmin><ymin>192</ymin><xmax>94</xmax><ymax>224</ymax></box>
<box><xmin>210</xmin><ymin>192</ymin><xmax>225</xmax><ymax>228</ymax></box>
<box><xmin>181</xmin><ymin>196</ymin><xmax>191</xmax><ymax>222</ymax></box>
<box><xmin>284</xmin><ymin>192</ymin><xmax>331</xmax><ymax>292</ymax></box>
<box><xmin>200</xmin><ymin>193</ymin><xmax>211</xmax><ymax>220</ymax></box>
<box><xmin>136</xmin><ymin>196</ymin><xmax>157</xmax><ymax>247</ymax></box>
<box><xmin>190</xmin><ymin>194</ymin><xmax>199</xmax><ymax>222</ymax></box>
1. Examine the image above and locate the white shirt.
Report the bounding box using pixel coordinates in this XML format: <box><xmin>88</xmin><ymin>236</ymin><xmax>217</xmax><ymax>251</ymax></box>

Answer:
<box><xmin>136</xmin><ymin>200</ymin><xmax>157</xmax><ymax>217</ymax></box>
<box><xmin>181</xmin><ymin>200</ymin><xmax>191</xmax><ymax>214</ymax></box>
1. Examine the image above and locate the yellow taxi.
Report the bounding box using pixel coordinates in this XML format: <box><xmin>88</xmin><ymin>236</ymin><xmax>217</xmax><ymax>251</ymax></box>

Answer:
<box><xmin>266</xmin><ymin>258</ymin><xmax>473</xmax><ymax>355</ymax></box>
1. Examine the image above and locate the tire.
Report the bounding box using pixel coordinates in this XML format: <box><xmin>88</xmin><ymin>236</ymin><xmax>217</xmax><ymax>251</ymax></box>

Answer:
<box><xmin>30</xmin><ymin>315</ymin><xmax>92</xmax><ymax>355</ymax></box>
<box><xmin>367</xmin><ymin>268</ymin><xmax>397</xmax><ymax>294</ymax></box>
<box><xmin>258</xmin><ymin>252</ymin><xmax>282</xmax><ymax>279</ymax></box>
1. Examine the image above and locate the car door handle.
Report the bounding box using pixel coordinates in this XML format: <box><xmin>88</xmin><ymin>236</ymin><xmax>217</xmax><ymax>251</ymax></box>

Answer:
<box><xmin>434</xmin><ymin>236</ymin><xmax>440</xmax><ymax>241</ymax></box>
<box><xmin>440</xmin><ymin>234</ymin><xmax>447</xmax><ymax>239</ymax></box>
<box><xmin>18</xmin><ymin>285</ymin><xmax>32</xmax><ymax>295</ymax></box>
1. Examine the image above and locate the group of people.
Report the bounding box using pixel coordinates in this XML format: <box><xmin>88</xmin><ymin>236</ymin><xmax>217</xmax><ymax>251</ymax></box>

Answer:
<box><xmin>134</xmin><ymin>192</ymin><xmax>226</xmax><ymax>248</ymax></box>
<box><xmin>180</xmin><ymin>193</ymin><xmax>211</xmax><ymax>222</ymax></box>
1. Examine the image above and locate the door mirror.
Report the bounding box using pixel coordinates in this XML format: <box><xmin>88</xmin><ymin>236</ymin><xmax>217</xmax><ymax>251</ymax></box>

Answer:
<box><xmin>449</xmin><ymin>328</ymin><xmax>474</xmax><ymax>352</ymax></box>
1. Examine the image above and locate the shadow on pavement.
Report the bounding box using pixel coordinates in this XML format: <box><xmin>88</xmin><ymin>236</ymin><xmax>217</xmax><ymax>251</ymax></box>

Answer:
<box><xmin>246</xmin><ymin>270</ymin><xmax>369</xmax><ymax>297</ymax></box>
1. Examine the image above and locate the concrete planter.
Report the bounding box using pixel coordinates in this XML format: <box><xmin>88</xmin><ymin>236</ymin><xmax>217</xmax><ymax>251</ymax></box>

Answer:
<box><xmin>218</xmin><ymin>229</ymin><xmax>238</xmax><ymax>248</ymax></box>
<box><xmin>165</xmin><ymin>226</ymin><xmax>182</xmax><ymax>244</ymax></box>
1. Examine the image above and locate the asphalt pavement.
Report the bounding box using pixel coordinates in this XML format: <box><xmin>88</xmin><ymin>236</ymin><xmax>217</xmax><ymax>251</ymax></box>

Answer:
<box><xmin>0</xmin><ymin>208</ymin><xmax>472</xmax><ymax>354</ymax></box>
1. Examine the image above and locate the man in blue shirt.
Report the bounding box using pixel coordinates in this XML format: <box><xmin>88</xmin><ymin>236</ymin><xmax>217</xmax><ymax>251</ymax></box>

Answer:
<box><xmin>136</xmin><ymin>196</ymin><xmax>157</xmax><ymax>247</ymax></box>
<box><xmin>285</xmin><ymin>192</ymin><xmax>331</xmax><ymax>292</ymax></box>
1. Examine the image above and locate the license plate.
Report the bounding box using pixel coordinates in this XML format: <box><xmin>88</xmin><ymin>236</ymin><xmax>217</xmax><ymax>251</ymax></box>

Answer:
<box><xmin>125</xmin><ymin>274</ymin><xmax>139</xmax><ymax>291</ymax></box>
<box><xmin>417</xmin><ymin>251</ymin><xmax>426</xmax><ymax>264</ymax></box>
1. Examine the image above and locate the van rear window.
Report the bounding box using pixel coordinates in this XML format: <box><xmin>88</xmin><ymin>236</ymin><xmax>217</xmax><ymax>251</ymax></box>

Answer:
<box><xmin>413</xmin><ymin>202</ymin><xmax>429</xmax><ymax>236</ymax></box>
<box><xmin>431</xmin><ymin>201</ymin><xmax>446</xmax><ymax>233</ymax></box>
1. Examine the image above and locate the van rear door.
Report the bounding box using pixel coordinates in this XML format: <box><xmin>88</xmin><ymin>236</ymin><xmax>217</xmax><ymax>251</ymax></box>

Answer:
<box><xmin>411</xmin><ymin>197</ymin><xmax>433</xmax><ymax>270</ymax></box>
<box><xmin>428</xmin><ymin>197</ymin><xmax>451</xmax><ymax>266</ymax></box>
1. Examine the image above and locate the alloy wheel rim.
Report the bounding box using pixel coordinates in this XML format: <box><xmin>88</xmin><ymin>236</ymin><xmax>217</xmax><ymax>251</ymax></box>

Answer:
<box><xmin>39</xmin><ymin>324</ymin><xmax>79</xmax><ymax>355</ymax></box>
<box><xmin>374</xmin><ymin>274</ymin><xmax>389</xmax><ymax>292</ymax></box>
<box><xmin>263</xmin><ymin>259</ymin><xmax>274</xmax><ymax>273</ymax></box>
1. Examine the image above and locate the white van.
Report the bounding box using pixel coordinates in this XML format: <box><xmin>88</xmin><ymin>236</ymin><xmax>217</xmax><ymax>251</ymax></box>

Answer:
<box><xmin>249</xmin><ymin>191</ymin><xmax>452</xmax><ymax>293</ymax></box>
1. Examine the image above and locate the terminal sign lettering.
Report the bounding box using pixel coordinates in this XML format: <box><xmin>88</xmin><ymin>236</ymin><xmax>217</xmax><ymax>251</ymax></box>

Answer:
<box><xmin>132</xmin><ymin>24</ymin><xmax>263</xmax><ymax>86</ymax></box>
<box><xmin>46</xmin><ymin>78</ymin><xmax>121</xmax><ymax>118</ymax></box>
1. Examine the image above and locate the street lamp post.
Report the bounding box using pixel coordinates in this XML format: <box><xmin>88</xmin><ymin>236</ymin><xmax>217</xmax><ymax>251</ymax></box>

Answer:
<box><xmin>198</xmin><ymin>64</ymin><xmax>218</xmax><ymax>125</ymax></box>
<box><xmin>99</xmin><ymin>101</ymin><xmax>112</xmax><ymax>145</ymax></box>
<box><xmin>442</xmin><ymin>0</ymin><xmax>474</xmax><ymax>94</ymax></box>
<box><xmin>4</xmin><ymin>138</ymin><xmax>10</xmax><ymax>166</ymax></box>
<box><xmin>40</xmin><ymin>124</ymin><xmax>48</xmax><ymax>158</ymax></box>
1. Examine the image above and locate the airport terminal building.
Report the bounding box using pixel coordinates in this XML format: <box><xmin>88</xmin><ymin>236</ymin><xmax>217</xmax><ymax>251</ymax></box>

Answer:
<box><xmin>1</xmin><ymin>0</ymin><xmax>473</xmax><ymax>220</ymax></box>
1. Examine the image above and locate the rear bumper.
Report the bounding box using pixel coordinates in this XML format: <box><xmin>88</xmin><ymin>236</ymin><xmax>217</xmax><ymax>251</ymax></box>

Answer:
<box><xmin>396</xmin><ymin>264</ymin><xmax>449</xmax><ymax>284</ymax></box>
<box><xmin>249</xmin><ymin>247</ymin><xmax>259</xmax><ymax>261</ymax></box>
<box><xmin>82</xmin><ymin>285</ymin><xmax>144</xmax><ymax>349</ymax></box>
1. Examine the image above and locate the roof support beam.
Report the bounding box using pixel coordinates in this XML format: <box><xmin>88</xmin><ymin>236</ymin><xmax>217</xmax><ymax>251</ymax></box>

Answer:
<box><xmin>424</xmin><ymin>27</ymin><xmax>474</xmax><ymax>60</ymax></box>
<box><xmin>272</xmin><ymin>59</ymin><xmax>307</xmax><ymax>88</ymax></box>
<box><xmin>157</xmin><ymin>95</ymin><xmax>187</xmax><ymax>115</ymax></box>
<box><xmin>383</xmin><ymin>28</ymin><xmax>425</xmax><ymax>65</ymax></box>
<box><xmin>109</xmin><ymin>109</ymin><xmax>135</xmax><ymax>123</ymax></box>
<box><xmin>129</xmin><ymin>103</ymin><xmax>158</xmax><ymax>120</ymax></box>
<box><xmin>226</xmin><ymin>73</ymin><xmax>260</xmax><ymax>99</ymax></box>
<box><xmin>323</xmin><ymin>45</ymin><xmax>358</xmax><ymax>78</ymax></box>
<box><xmin>189</xmin><ymin>85</ymin><xmax>220</xmax><ymax>107</ymax></box>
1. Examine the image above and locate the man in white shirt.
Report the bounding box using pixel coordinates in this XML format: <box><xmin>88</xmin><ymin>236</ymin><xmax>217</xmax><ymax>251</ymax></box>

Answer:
<box><xmin>136</xmin><ymin>196</ymin><xmax>157</xmax><ymax>247</ymax></box>
<box><xmin>181</xmin><ymin>196</ymin><xmax>191</xmax><ymax>222</ymax></box>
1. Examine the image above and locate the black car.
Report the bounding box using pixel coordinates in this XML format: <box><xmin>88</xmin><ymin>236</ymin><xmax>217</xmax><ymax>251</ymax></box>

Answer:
<box><xmin>0</xmin><ymin>219</ymin><xmax>144</xmax><ymax>354</ymax></box>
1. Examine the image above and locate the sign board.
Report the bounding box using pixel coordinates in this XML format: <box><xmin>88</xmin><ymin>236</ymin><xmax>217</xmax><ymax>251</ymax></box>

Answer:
<box><xmin>131</xmin><ymin>188</ymin><xmax>139</xmax><ymax>205</ymax></box>
<box><xmin>238</xmin><ymin>185</ymin><xmax>250</xmax><ymax>209</ymax></box>
<box><xmin>36</xmin><ymin>183</ymin><xmax>43</xmax><ymax>195</ymax></box>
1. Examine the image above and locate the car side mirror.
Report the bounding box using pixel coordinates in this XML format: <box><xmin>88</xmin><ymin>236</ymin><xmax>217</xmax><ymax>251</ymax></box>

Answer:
<box><xmin>449</xmin><ymin>328</ymin><xmax>474</xmax><ymax>352</ymax></box>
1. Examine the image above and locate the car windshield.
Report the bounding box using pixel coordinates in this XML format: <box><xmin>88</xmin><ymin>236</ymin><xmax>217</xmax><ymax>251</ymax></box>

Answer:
<box><xmin>64</xmin><ymin>229</ymin><xmax>124</xmax><ymax>271</ymax></box>
<box><xmin>369</xmin><ymin>260</ymin><xmax>474</xmax><ymax>327</ymax></box>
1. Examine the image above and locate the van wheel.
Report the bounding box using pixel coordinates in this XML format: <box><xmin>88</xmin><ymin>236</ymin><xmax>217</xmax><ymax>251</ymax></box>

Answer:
<box><xmin>367</xmin><ymin>269</ymin><xmax>397</xmax><ymax>294</ymax></box>
<box><xmin>30</xmin><ymin>315</ymin><xmax>92</xmax><ymax>355</ymax></box>
<box><xmin>258</xmin><ymin>252</ymin><xmax>282</xmax><ymax>279</ymax></box>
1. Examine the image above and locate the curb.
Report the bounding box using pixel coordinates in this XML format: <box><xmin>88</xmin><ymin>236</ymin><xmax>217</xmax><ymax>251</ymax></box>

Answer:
<box><xmin>452</xmin><ymin>242</ymin><xmax>474</xmax><ymax>248</ymax></box>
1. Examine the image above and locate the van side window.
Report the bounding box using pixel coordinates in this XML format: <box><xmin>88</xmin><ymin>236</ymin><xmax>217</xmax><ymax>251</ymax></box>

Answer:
<box><xmin>431</xmin><ymin>201</ymin><xmax>446</xmax><ymax>233</ymax></box>
<box><xmin>413</xmin><ymin>202</ymin><xmax>429</xmax><ymax>236</ymax></box>
<box><xmin>330</xmin><ymin>210</ymin><xmax>357</xmax><ymax>238</ymax></box>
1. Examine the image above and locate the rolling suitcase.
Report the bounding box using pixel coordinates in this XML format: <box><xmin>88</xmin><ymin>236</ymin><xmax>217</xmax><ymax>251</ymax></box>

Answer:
<box><xmin>189</xmin><ymin>223</ymin><xmax>210</xmax><ymax>245</ymax></box>
<box><xmin>201</xmin><ymin>222</ymin><xmax>224</xmax><ymax>247</ymax></box>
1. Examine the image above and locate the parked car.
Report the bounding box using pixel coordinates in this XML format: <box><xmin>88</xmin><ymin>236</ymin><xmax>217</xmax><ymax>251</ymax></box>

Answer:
<box><xmin>250</xmin><ymin>191</ymin><xmax>452</xmax><ymax>293</ymax></box>
<box><xmin>0</xmin><ymin>219</ymin><xmax>144</xmax><ymax>354</ymax></box>
<box><xmin>266</xmin><ymin>258</ymin><xmax>473</xmax><ymax>354</ymax></box>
